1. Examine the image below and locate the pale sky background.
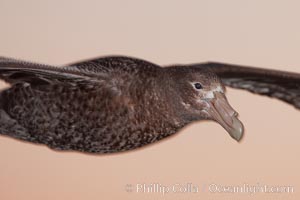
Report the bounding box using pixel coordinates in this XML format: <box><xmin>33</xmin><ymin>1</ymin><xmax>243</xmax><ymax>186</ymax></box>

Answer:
<box><xmin>0</xmin><ymin>0</ymin><xmax>299</xmax><ymax>199</ymax></box>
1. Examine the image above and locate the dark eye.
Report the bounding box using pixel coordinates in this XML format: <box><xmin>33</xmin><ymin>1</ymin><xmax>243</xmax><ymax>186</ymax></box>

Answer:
<box><xmin>194</xmin><ymin>83</ymin><xmax>203</xmax><ymax>90</ymax></box>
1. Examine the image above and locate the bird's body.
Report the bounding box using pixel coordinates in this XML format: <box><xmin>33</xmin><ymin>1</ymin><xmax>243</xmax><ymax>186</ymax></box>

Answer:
<box><xmin>0</xmin><ymin>56</ymin><xmax>299</xmax><ymax>153</ymax></box>
<box><xmin>0</xmin><ymin>57</ymin><xmax>185</xmax><ymax>153</ymax></box>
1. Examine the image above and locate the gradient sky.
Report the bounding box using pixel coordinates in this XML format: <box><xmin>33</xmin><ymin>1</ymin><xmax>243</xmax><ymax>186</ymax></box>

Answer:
<box><xmin>0</xmin><ymin>0</ymin><xmax>299</xmax><ymax>199</ymax></box>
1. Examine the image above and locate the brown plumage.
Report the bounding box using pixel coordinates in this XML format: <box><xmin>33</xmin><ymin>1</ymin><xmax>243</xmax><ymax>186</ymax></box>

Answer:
<box><xmin>0</xmin><ymin>56</ymin><xmax>299</xmax><ymax>154</ymax></box>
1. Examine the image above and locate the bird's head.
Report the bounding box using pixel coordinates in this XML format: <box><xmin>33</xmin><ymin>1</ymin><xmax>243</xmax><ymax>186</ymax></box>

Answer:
<box><xmin>167</xmin><ymin>67</ymin><xmax>244</xmax><ymax>141</ymax></box>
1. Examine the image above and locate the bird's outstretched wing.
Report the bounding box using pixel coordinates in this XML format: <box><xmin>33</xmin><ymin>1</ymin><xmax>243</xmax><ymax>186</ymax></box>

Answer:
<box><xmin>191</xmin><ymin>62</ymin><xmax>300</xmax><ymax>109</ymax></box>
<box><xmin>0</xmin><ymin>57</ymin><xmax>107</xmax><ymax>87</ymax></box>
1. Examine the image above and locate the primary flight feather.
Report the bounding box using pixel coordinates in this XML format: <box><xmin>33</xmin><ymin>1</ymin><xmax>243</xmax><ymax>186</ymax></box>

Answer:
<box><xmin>0</xmin><ymin>56</ymin><xmax>299</xmax><ymax>153</ymax></box>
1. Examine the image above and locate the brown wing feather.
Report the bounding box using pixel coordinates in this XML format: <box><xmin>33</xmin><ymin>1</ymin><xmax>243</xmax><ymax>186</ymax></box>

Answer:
<box><xmin>0</xmin><ymin>57</ymin><xmax>106</xmax><ymax>85</ymax></box>
<box><xmin>190</xmin><ymin>62</ymin><xmax>300</xmax><ymax>109</ymax></box>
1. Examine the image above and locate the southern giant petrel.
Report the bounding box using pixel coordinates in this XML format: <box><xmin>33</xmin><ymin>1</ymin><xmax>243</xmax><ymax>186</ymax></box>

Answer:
<box><xmin>0</xmin><ymin>56</ymin><xmax>299</xmax><ymax>153</ymax></box>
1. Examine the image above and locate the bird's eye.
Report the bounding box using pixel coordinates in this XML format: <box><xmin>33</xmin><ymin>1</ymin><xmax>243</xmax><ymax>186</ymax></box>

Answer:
<box><xmin>194</xmin><ymin>82</ymin><xmax>203</xmax><ymax>90</ymax></box>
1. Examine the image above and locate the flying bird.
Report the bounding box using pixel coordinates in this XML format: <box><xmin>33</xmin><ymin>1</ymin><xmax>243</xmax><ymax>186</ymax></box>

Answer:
<box><xmin>0</xmin><ymin>56</ymin><xmax>299</xmax><ymax>154</ymax></box>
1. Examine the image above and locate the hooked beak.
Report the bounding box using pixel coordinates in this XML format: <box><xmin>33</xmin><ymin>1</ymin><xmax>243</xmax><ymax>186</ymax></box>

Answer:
<box><xmin>205</xmin><ymin>92</ymin><xmax>244</xmax><ymax>141</ymax></box>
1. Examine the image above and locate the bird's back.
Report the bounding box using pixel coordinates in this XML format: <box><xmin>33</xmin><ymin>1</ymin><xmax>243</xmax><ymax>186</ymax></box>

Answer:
<box><xmin>0</xmin><ymin>56</ymin><xmax>182</xmax><ymax>153</ymax></box>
